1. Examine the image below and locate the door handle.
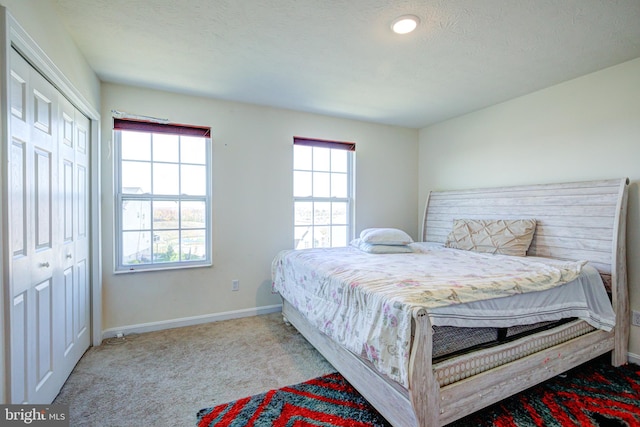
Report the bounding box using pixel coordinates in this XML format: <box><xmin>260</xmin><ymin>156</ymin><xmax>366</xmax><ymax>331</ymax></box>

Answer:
<box><xmin>40</xmin><ymin>262</ymin><xmax>50</xmax><ymax>268</ymax></box>
<box><xmin>66</xmin><ymin>253</ymin><xmax>73</xmax><ymax>259</ymax></box>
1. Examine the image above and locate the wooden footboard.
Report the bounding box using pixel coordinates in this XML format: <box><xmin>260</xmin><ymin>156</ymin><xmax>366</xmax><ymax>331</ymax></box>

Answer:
<box><xmin>284</xmin><ymin>298</ymin><xmax>615</xmax><ymax>426</ymax></box>
<box><xmin>437</xmin><ymin>329</ymin><xmax>614</xmax><ymax>424</ymax></box>
<box><xmin>415</xmin><ymin>312</ymin><xmax>614</xmax><ymax>425</ymax></box>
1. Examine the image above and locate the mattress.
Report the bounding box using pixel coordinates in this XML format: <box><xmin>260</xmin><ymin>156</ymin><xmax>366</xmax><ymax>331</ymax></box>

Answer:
<box><xmin>432</xmin><ymin>319</ymin><xmax>567</xmax><ymax>360</ymax></box>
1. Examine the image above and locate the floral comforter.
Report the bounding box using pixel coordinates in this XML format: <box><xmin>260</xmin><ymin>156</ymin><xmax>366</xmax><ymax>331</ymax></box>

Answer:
<box><xmin>271</xmin><ymin>244</ymin><xmax>586</xmax><ymax>388</ymax></box>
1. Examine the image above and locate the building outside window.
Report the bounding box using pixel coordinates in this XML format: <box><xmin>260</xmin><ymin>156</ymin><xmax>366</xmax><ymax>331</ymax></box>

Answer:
<box><xmin>293</xmin><ymin>136</ymin><xmax>355</xmax><ymax>249</ymax></box>
<box><xmin>113</xmin><ymin>117</ymin><xmax>211</xmax><ymax>272</ymax></box>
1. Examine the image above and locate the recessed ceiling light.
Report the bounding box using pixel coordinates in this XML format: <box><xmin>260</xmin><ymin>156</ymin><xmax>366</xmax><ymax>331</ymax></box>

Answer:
<box><xmin>391</xmin><ymin>15</ymin><xmax>420</xmax><ymax>34</ymax></box>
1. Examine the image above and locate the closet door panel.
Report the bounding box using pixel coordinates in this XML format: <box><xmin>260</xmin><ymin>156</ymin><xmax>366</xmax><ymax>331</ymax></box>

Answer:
<box><xmin>57</xmin><ymin>95</ymin><xmax>91</xmax><ymax>383</ymax></box>
<box><xmin>27</xmin><ymin>65</ymin><xmax>59</xmax><ymax>404</ymax></box>
<box><xmin>9</xmin><ymin>58</ymin><xmax>31</xmax><ymax>296</ymax></box>
<box><xmin>76</xmin><ymin>259</ymin><xmax>88</xmax><ymax>339</ymax></box>
<box><xmin>34</xmin><ymin>280</ymin><xmax>53</xmax><ymax>391</ymax></box>
<box><xmin>10</xmin><ymin>140</ymin><xmax>26</xmax><ymax>256</ymax></box>
<box><xmin>10</xmin><ymin>69</ymin><xmax>26</xmax><ymax>120</ymax></box>
<box><xmin>62</xmin><ymin>159</ymin><xmax>73</xmax><ymax>242</ymax></box>
<box><xmin>73</xmin><ymin>110</ymin><xmax>90</xmax><ymax>348</ymax></box>
<box><xmin>34</xmin><ymin>148</ymin><xmax>52</xmax><ymax>249</ymax></box>
<box><xmin>63</xmin><ymin>267</ymin><xmax>74</xmax><ymax>356</ymax></box>
<box><xmin>8</xmin><ymin>51</ymin><xmax>34</xmax><ymax>404</ymax></box>
<box><xmin>10</xmin><ymin>293</ymin><xmax>28</xmax><ymax>404</ymax></box>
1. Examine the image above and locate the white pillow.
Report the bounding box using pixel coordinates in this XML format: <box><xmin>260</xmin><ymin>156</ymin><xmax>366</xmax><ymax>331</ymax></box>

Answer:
<box><xmin>360</xmin><ymin>228</ymin><xmax>413</xmax><ymax>245</ymax></box>
<box><xmin>351</xmin><ymin>239</ymin><xmax>413</xmax><ymax>254</ymax></box>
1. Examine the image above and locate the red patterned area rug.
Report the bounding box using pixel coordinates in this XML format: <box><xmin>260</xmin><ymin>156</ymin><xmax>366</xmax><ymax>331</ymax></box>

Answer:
<box><xmin>197</xmin><ymin>358</ymin><xmax>640</xmax><ymax>427</ymax></box>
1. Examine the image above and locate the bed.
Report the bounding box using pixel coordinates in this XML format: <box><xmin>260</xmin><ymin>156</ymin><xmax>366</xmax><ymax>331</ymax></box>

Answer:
<box><xmin>272</xmin><ymin>178</ymin><xmax>629</xmax><ymax>427</ymax></box>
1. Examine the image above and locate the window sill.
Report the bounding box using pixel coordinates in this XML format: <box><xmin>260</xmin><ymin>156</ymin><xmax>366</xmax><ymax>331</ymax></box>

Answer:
<box><xmin>114</xmin><ymin>261</ymin><xmax>212</xmax><ymax>274</ymax></box>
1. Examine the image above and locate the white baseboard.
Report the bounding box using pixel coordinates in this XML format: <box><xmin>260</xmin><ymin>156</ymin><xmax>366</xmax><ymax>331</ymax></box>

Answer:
<box><xmin>628</xmin><ymin>352</ymin><xmax>640</xmax><ymax>365</ymax></box>
<box><xmin>101</xmin><ymin>304</ymin><xmax>283</xmax><ymax>341</ymax></box>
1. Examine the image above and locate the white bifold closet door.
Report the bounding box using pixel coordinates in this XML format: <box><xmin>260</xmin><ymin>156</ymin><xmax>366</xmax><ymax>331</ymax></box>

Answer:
<box><xmin>8</xmin><ymin>48</ymin><xmax>90</xmax><ymax>403</ymax></box>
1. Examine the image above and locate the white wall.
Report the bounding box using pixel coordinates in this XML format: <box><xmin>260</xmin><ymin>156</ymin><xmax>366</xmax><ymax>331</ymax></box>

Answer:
<box><xmin>419</xmin><ymin>57</ymin><xmax>640</xmax><ymax>358</ymax></box>
<box><xmin>0</xmin><ymin>0</ymin><xmax>100</xmax><ymax>108</ymax></box>
<box><xmin>101</xmin><ymin>82</ymin><xmax>419</xmax><ymax>332</ymax></box>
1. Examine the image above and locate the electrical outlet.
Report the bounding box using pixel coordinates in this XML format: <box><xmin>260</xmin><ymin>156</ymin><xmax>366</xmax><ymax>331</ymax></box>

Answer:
<box><xmin>232</xmin><ymin>279</ymin><xmax>240</xmax><ymax>291</ymax></box>
<box><xmin>632</xmin><ymin>310</ymin><xmax>640</xmax><ymax>327</ymax></box>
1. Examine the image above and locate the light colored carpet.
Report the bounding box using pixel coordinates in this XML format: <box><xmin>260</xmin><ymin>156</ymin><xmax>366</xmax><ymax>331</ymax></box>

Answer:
<box><xmin>53</xmin><ymin>312</ymin><xmax>335</xmax><ymax>426</ymax></box>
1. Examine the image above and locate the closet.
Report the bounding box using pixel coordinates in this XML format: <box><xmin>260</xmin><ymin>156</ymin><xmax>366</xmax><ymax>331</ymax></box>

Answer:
<box><xmin>7</xmin><ymin>47</ymin><xmax>90</xmax><ymax>403</ymax></box>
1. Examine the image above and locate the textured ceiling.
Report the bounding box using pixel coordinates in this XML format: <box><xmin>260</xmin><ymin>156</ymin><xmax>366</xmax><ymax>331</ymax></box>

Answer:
<box><xmin>52</xmin><ymin>0</ymin><xmax>640</xmax><ymax>128</ymax></box>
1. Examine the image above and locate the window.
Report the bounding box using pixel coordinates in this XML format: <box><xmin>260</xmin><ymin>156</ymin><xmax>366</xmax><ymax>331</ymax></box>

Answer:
<box><xmin>293</xmin><ymin>137</ymin><xmax>355</xmax><ymax>249</ymax></box>
<box><xmin>113</xmin><ymin>118</ymin><xmax>211</xmax><ymax>272</ymax></box>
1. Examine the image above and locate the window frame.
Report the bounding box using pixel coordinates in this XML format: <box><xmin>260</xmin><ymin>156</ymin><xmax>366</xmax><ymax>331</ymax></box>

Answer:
<box><xmin>113</xmin><ymin>118</ymin><xmax>212</xmax><ymax>273</ymax></box>
<box><xmin>293</xmin><ymin>136</ymin><xmax>355</xmax><ymax>249</ymax></box>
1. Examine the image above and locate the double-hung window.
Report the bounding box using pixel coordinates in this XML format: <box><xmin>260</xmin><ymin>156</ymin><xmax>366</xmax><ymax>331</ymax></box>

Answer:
<box><xmin>113</xmin><ymin>118</ymin><xmax>212</xmax><ymax>272</ymax></box>
<box><xmin>293</xmin><ymin>137</ymin><xmax>355</xmax><ymax>249</ymax></box>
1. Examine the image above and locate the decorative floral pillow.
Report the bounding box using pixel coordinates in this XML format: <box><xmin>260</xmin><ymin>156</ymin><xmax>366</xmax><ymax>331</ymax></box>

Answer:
<box><xmin>445</xmin><ymin>219</ymin><xmax>537</xmax><ymax>256</ymax></box>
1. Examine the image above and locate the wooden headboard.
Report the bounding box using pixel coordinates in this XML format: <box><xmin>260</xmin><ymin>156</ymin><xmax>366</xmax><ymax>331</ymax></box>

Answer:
<box><xmin>421</xmin><ymin>177</ymin><xmax>630</xmax><ymax>363</ymax></box>
<box><xmin>422</xmin><ymin>178</ymin><xmax>628</xmax><ymax>274</ymax></box>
